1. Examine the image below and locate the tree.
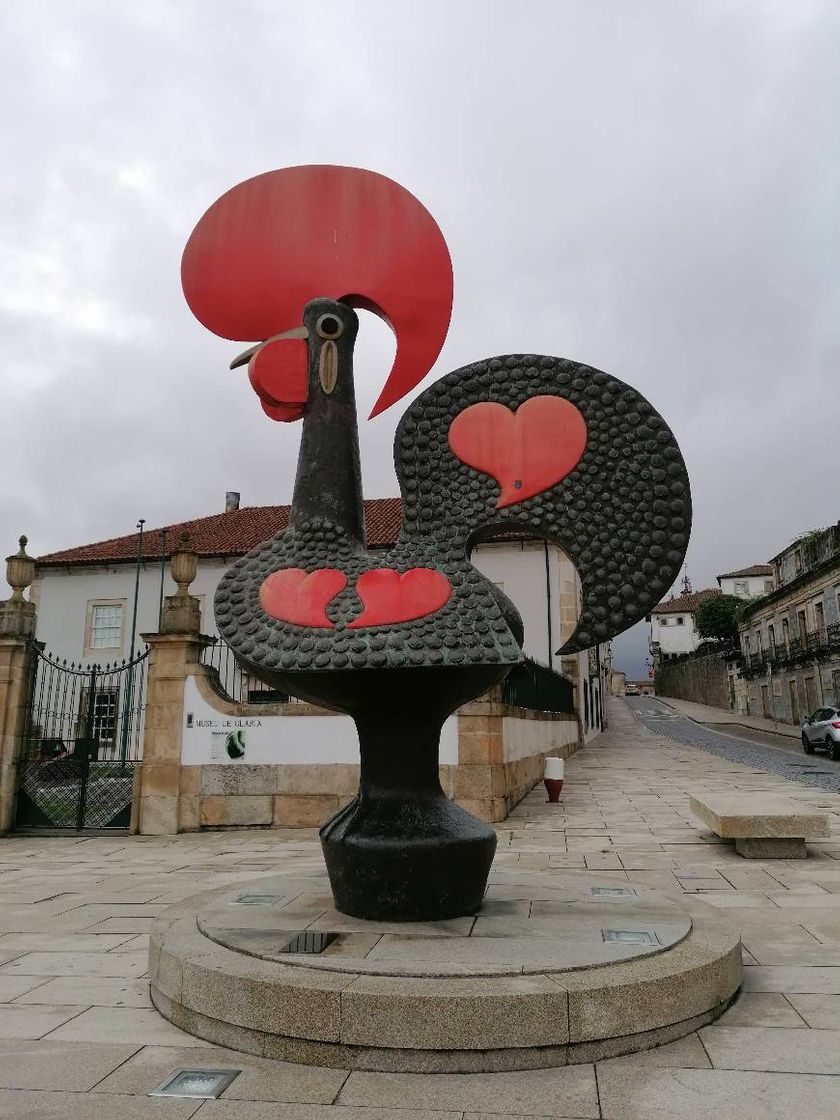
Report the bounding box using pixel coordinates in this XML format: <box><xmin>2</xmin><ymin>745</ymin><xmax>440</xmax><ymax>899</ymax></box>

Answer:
<box><xmin>695</xmin><ymin>595</ymin><xmax>742</xmax><ymax>643</ymax></box>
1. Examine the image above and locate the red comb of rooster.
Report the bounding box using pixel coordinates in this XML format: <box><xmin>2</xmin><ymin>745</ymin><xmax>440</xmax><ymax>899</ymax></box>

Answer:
<box><xmin>181</xmin><ymin>165</ymin><xmax>454</xmax><ymax>418</ymax></box>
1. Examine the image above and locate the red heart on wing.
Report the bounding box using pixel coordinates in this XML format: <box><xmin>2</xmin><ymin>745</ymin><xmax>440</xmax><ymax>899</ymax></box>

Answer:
<box><xmin>259</xmin><ymin>568</ymin><xmax>347</xmax><ymax>628</ymax></box>
<box><xmin>448</xmin><ymin>395</ymin><xmax>587</xmax><ymax>508</ymax></box>
<box><xmin>348</xmin><ymin>568</ymin><xmax>452</xmax><ymax>628</ymax></box>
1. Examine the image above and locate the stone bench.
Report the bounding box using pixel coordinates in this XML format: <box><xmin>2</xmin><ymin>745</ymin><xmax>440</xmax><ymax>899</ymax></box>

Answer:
<box><xmin>689</xmin><ymin>793</ymin><xmax>830</xmax><ymax>859</ymax></box>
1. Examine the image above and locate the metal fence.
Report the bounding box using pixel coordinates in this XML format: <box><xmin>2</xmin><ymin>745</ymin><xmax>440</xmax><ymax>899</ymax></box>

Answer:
<box><xmin>201</xmin><ymin>638</ymin><xmax>293</xmax><ymax>704</ymax></box>
<box><xmin>742</xmin><ymin>624</ymin><xmax>840</xmax><ymax>676</ymax></box>
<box><xmin>16</xmin><ymin>644</ymin><xmax>149</xmax><ymax>831</ymax></box>
<box><xmin>501</xmin><ymin>658</ymin><xmax>575</xmax><ymax>714</ymax></box>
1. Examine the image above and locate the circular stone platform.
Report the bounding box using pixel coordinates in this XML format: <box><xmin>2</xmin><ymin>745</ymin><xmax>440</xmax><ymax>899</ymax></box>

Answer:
<box><xmin>149</xmin><ymin>870</ymin><xmax>741</xmax><ymax>1072</ymax></box>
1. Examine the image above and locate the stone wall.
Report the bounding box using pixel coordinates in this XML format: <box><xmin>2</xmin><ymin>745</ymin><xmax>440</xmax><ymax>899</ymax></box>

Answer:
<box><xmin>139</xmin><ymin>661</ymin><xmax>582</xmax><ymax>833</ymax></box>
<box><xmin>654</xmin><ymin>648</ymin><xmax>730</xmax><ymax>710</ymax></box>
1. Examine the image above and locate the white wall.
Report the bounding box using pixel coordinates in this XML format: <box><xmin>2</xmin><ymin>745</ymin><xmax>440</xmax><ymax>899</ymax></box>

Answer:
<box><xmin>719</xmin><ymin>575</ymin><xmax>774</xmax><ymax>599</ymax></box>
<box><xmin>30</xmin><ymin>560</ymin><xmax>229</xmax><ymax>663</ymax></box>
<box><xmin>181</xmin><ymin>676</ymin><xmax>460</xmax><ymax>765</ymax></box>
<box><xmin>470</xmin><ymin>540</ymin><xmax>562</xmax><ymax>668</ymax></box>
<box><xmin>650</xmin><ymin>612</ymin><xmax>701</xmax><ymax>655</ymax></box>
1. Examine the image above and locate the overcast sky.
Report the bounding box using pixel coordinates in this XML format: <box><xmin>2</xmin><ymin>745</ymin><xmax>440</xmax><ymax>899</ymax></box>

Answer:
<box><xmin>2</xmin><ymin>0</ymin><xmax>838</xmax><ymax>676</ymax></box>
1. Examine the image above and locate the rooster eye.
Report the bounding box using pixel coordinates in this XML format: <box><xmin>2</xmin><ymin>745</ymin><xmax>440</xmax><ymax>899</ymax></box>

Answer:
<box><xmin>316</xmin><ymin>314</ymin><xmax>343</xmax><ymax>340</ymax></box>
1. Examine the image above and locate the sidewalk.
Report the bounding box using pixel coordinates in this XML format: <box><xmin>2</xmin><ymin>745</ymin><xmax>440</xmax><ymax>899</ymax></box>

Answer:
<box><xmin>0</xmin><ymin>697</ymin><xmax>839</xmax><ymax>1118</ymax></box>
<box><xmin>655</xmin><ymin>694</ymin><xmax>801</xmax><ymax>740</ymax></box>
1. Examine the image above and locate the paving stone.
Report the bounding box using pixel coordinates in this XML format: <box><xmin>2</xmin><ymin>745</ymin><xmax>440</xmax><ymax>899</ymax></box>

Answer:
<box><xmin>595</xmin><ymin>1032</ymin><xmax>711</xmax><ymax>1069</ymax></box>
<box><xmin>44</xmin><ymin>1006</ymin><xmax>211</xmax><ymax>1046</ymax></box>
<box><xmin>784</xmin><ymin>993</ymin><xmax>840</xmax><ymax>1028</ymax></box>
<box><xmin>0</xmin><ymin>1088</ymin><xmax>201</xmax><ymax>1118</ymax></box>
<box><xmin>199</xmin><ymin>1105</ymin><xmax>462</xmax><ymax>1119</ymax></box>
<box><xmin>700</xmin><ymin>1024</ymin><xmax>840</xmax><ymax>1073</ymax></box>
<box><xmin>0</xmin><ymin>1039</ymin><xmax>140</xmax><ymax>1090</ymax></box>
<box><xmin>0</xmin><ymin>1005</ymin><xmax>83</xmax><ymax>1039</ymax></box>
<box><xmin>0</xmin><ymin>952</ymin><xmax>149</xmax><ymax>978</ymax></box>
<box><xmin>337</xmin><ymin>1066</ymin><xmax>600</xmax><ymax>1116</ymax></box>
<box><xmin>14</xmin><ymin>977</ymin><xmax>153</xmax><ymax>1008</ymax></box>
<box><xmin>743</xmin><ymin>965</ymin><xmax>840</xmax><ymax>993</ymax></box>
<box><xmin>597</xmin><ymin>1066</ymin><xmax>840</xmax><ymax>1120</ymax></box>
<box><xmin>94</xmin><ymin>1043</ymin><xmax>348</xmax><ymax>1102</ymax></box>
<box><xmin>718</xmin><ymin>992</ymin><xmax>806</xmax><ymax>1027</ymax></box>
<box><xmin>0</xmin><ymin>933</ymin><xmax>136</xmax><ymax>952</ymax></box>
<box><xmin>0</xmin><ymin>978</ymin><xmax>50</xmax><ymax>1003</ymax></box>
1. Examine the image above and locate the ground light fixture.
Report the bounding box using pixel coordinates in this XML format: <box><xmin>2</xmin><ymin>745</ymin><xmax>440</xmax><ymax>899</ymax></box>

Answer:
<box><xmin>150</xmin><ymin>1069</ymin><xmax>241</xmax><ymax>1099</ymax></box>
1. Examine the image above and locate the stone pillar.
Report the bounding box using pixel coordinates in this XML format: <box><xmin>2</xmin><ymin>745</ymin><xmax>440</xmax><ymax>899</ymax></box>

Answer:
<box><xmin>0</xmin><ymin>538</ymin><xmax>37</xmax><ymax>834</ymax></box>
<box><xmin>137</xmin><ymin>534</ymin><xmax>211</xmax><ymax>835</ymax></box>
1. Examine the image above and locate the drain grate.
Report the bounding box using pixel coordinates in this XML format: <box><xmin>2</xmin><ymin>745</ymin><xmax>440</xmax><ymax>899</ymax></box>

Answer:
<box><xmin>151</xmin><ymin>1069</ymin><xmax>241</xmax><ymax>1099</ymax></box>
<box><xmin>602</xmin><ymin>928</ymin><xmax>659</xmax><ymax>944</ymax></box>
<box><xmin>278</xmin><ymin>931</ymin><xmax>337</xmax><ymax>954</ymax></box>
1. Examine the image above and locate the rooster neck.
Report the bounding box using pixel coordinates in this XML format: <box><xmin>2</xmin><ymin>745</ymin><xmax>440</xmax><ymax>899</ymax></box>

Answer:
<box><xmin>289</xmin><ymin>300</ymin><xmax>365</xmax><ymax>545</ymax></box>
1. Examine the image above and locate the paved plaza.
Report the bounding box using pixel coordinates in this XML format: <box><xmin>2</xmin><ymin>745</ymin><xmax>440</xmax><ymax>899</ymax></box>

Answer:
<box><xmin>2</xmin><ymin>697</ymin><xmax>840</xmax><ymax>1118</ymax></box>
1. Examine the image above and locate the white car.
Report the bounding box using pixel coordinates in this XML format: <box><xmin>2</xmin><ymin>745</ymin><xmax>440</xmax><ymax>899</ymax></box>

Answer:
<box><xmin>624</xmin><ymin>685</ymin><xmax>641</xmax><ymax>696</ymax></box>
<box><xmin>802</xmin><ymin>706</ymin><xmax>840</xmax><ymax>761</ymax></box>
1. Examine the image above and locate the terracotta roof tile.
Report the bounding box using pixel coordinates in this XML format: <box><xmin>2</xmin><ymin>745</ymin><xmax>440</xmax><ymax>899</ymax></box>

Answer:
<box><xmin>716</xmin><ymin>564</ymin><xmax>773</xmax><ymax>580</ymax></box>
<box><xmin>37</xmin><ymin>498</ymin><xmax>404</xmax><ymax>567</ymax></box>
<box><xmin>650</xmin><ymin>588</ymin><xmax>721</xmax><ymax>615</ymax></box>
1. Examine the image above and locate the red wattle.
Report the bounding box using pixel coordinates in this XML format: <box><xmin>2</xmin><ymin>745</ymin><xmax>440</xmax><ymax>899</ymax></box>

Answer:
<box><xmin>259</xmin><ymin>568</ymin><xmax>347</xmax><ymax>628</ymax></box>
<box><xmin>348</xmin><ymin>568</ymin><xmax>452</xmax><ymax>628</ymax></box>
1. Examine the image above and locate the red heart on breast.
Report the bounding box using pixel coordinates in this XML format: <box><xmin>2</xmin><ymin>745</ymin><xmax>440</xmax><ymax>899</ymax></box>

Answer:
<box><xmin>448</xmin><ymin>395</ymin><xmax>587</xmax><ymax>508</ymax></box>
<box><xmin>259</xmin><ymin>568</ymin><xmax>347</xmax><ymax>628</ymax></box>
<box><xmin>348</xmin><ymin>568</ymin><xmax>452</xmax><ymax>628</ymax></box>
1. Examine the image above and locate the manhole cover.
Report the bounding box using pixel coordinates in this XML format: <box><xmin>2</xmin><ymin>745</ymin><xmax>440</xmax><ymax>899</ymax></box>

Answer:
<box><xmin>278</xmin><ymin>931</ymin><xmax>337</xmax><ymax>954</ymax></box>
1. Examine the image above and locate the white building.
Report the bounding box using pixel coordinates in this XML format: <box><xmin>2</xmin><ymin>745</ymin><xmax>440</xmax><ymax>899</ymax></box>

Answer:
<box><xmin>648</xmin><ymin>588</ymin><xmax>721</xmax><ymax>661</ymax></box>
<box><xmin>717</xmin><ymin>564</ymin><xmax>775</xmax><ymax>599</ymax></box>
<box><xmin>31</xmin><ymin>495</ymin><xmax>608</xmax><ymax>739</ymax></box>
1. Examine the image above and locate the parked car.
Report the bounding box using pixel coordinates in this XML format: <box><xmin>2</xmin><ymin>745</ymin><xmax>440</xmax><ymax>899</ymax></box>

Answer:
<box><xmin>802</xmin><ymin>707</ymin><xmax>840</xmax><ymax>761</ymax></box>
<box><xmin>624</xmin><ymin>685</ymin><xmax>640</xmax><ymax>696</ymax></box>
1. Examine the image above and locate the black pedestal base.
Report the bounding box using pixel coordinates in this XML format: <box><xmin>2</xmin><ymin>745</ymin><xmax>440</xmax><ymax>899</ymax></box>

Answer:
<box><xmin>320</xmin><ymin>792</ymin><xmax>497</xmax><ymax>921</ymax></box>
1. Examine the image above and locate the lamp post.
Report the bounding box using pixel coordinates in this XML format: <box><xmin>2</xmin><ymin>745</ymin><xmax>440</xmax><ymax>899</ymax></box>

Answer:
<box><xmin>118</xmin><ymin>520</ymin><xmax>145</xmax><ymax>766</ymax></box>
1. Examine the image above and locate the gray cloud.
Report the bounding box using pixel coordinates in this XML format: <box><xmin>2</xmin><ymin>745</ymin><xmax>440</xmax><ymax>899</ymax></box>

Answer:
<box><xmin>2</xmin><ymin>1</ymin><xmax>838</xmax><ymax>676</ymax></box>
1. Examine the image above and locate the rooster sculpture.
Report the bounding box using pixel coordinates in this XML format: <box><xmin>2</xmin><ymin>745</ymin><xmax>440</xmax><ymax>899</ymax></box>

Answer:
<box><xmin>182</xmin><ymin>166</ymin><xmax>691</xmax><ymax>920</ymax></box>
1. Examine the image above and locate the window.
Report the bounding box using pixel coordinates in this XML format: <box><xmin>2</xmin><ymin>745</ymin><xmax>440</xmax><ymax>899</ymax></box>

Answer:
<box><xmin>743</xmin><ymin>634</ymin><xmax>751</xmax><ymax>654</ymax></box>
<box><xmin>797</xmin><ymin>609</ymin><xmax>807</xmax><ymax>638</ymax></box>
<box><xmin>734</xmin><ymin>581</ymin><xmax>749</xmax><ymax>596</ymax></box>
<box><xmin>755</xmin><ymin>630</ymin><xmax>762</xmax><ymax>653</ymax></box>
<box><xmin>768</xmin><ymin>624</ymin><xmax>775</xmax><ymax>649</ymax></box>
<box><xmin>782</xmin><ymin>618</ymin><xmax>790</xmax><ymax>647</ymax></box>
<box><xmin>676</xmin><ymin>616</ymin><xmax>684</xmax><ymax>625</ymax></box>
<box><xmin>764</xmin><ymin>579</ymin><xmax>774</xmax><ymax>593</ymax></box>
<box><xmin>660</xmin><ymin>617</ymin><xmax>668</xmax><ymax>626</ymax></box>
<box><xmin>794</xmin><ymin>549</ymin><xmax>802</xmax><ymax>573</ymax></box>
<box><xmin>815</xmin><ymin>602</ymin><xmax>825</xmax><ymax>633</ymax></box>
<box><xmin>87</xmin><ymin>687</ymin><xmax>119</xmax><ymax>748</ymax></box>
<box><xmin>85</xmin><ymin>600</ymin><xmax>125</xmax><ymax>655</ymax></box>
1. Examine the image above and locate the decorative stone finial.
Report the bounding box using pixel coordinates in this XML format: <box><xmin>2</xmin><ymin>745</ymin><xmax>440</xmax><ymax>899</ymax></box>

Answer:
<box><xmin>170</xmin><ymin>532</ymin><xmax>197</xmax><ymax>596</ymax></box>
<box><xmin>6</xmin><ymin>535</ymin><xmax>34</xmax><ymax>603</ymax></box>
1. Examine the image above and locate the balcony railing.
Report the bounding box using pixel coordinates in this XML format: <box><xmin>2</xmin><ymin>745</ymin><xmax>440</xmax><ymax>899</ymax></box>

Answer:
<box><xmin>741</xmin><ymin>624</ymin><xmax>840</xmax><ymax>676</ymax></box>
<box><xmin>501</xmin><ymin>658</ymin><xmax>575</xmax><ymax>714</ymax></box>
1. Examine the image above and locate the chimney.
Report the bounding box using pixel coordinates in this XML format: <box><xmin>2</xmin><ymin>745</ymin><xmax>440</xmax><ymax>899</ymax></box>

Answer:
<box><xmin>225</xmin><ymin>491</ymin><xmax>240</xmax><ymax>513</ymax></box>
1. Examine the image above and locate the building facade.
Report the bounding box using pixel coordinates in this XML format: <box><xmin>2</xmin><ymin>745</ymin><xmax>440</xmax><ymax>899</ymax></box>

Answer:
<box><xmin>737</xmin><ymin>525</ymin><xmax>840</xmax><ymax>722</ymax></box>
<box><xmin>717</xmin><ymin>565</ymin><xmax>775</xmax><ymax>599</ymax></box>
<box><xmin>648</xmin><ymin>588</ymin><xmax>721</xmax><ymax>664</ymax></box>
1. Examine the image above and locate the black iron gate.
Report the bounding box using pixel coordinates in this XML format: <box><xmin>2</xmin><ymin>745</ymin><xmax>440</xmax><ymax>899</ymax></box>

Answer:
<box><xmin>15</xmin><ymin>645</ymin><xmax>149</xmax><ymax>831</ymax></box>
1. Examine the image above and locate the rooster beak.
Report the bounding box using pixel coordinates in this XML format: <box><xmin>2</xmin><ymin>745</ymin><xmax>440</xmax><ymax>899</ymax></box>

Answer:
<box><xmin>230</xmin><ymin>325</ymin><xmax>309</xmax><ymax>370</ymax></box>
